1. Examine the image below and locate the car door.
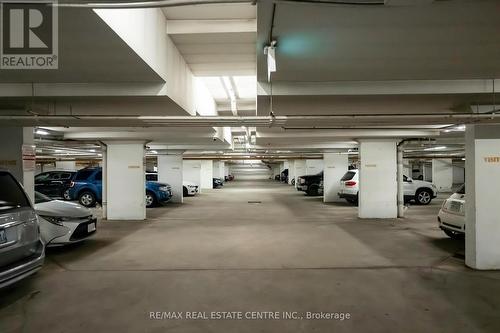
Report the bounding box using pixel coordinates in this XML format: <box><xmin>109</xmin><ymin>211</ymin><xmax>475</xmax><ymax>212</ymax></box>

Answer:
<box><xmin>403</xmin><ymin>175</ymin><xmax>416</xmax><ymax>196</ymax></box>
<box><xmin>35</xmin><ymin>172</ymin><xmax>51</xmax><ymax>195</ymax></box>
<box><xmin>93</xmin><ymin>170</ymin><xmax>103</xmax><ymax>201</ymax></box>
<box><xmin>47</xmin><ymin>172</ymin><xmax>65</xmax><ymax>197</ymax></box>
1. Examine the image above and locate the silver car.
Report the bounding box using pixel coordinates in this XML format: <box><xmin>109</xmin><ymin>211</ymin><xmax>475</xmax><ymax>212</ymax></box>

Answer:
<box><xmin>0</xmin><ymin>171</ymin><xmax>45</xmax><ymax>289</ymax></box>
<box><xmin>35</xmin><ymin>191</ymin><xmax>97</xmax><ymax>246</ymax></box>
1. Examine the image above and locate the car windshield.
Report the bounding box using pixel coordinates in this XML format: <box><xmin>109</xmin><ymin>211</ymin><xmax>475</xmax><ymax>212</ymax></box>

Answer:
<box><xmin>35</xmin><ymin>173</ymin><xmax>51</xmax><ymax>181</ymax></box>
<box><xmin>35</xmin><ymin>191</ymin><xmax>53</xmax><ymax>204</ymax></box>
<box><xmin>0</xmin><ymin>172</ymin><xmax>31</xmax><ymax>212</ymax></box>
<box><xmin>341</xmin><ymin>171</ymin><xmax>356</xmax><ymax>181</ymax></box>
<box><xmin>457</xmin><ymin>184</ymin><xmax>465</xmax><ymax>194</ymax></box>
<box><xmin>146</xmin><ymin>174</ymin><xmax>158</xmax><ymax>181</ymax></box>
<box><xmin>75</xmin><ymin>169</ymin><xmax>95</xmax><ymax>181</ymax></box>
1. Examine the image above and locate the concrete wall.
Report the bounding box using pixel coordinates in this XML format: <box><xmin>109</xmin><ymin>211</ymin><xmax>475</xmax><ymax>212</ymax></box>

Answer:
<box><xmin>55</xmin><ymin>160</ymin><xmax>77</xmax><ymax>171</ymax></box>
<box><xmin>106</xmin><ymin>143</ymin><xmax>145</xmax><ymax>220</ymax></box>
<box><xmin>432</xmin><ymin>159</ymin><xmax>453</xmax><ymax>192</ymax></box>
<box><xmin>183</xmin><ymin>160</ymin><xmax>201</xmax><ymax>186</ymax></box>
<box><xmin>305</xmin><ymin>159</ymin><xmax>323</xmax><ymax>175</ymax></box>
<box><xmin>358</xmin><ymin>141</ymin><xmax>397</xmax><ymax>218</ymax></box>
<box><xmin>200</xmin><ymin>160</ymin><xmax>213</xmax><ymax>189</ymax></box>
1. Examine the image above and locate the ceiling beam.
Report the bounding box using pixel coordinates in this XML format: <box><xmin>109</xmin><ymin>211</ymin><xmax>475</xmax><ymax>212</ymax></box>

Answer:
<box><xmin>167</xmin><ymin>19</ymin><xmax>256</xmax><ymax>34</ymax></box>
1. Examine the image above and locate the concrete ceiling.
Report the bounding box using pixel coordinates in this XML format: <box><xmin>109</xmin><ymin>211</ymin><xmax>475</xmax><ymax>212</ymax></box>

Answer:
<box><xmin>0</xmin><ymin>8</ymin><xmax>163</xmax><ymax>83</ymax></box>
<box><xmin>163</xmin><ymin>3</ymin><xmax>256</xmax><ymax>76</ymax></box>
<box><xmin>257</xmin><ymin>0</ymin><xmax>500</xmax><ymax>82</ymax></box>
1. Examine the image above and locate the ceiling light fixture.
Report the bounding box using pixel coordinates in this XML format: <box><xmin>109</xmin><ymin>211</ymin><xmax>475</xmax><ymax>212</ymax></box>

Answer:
<box><xmin>424</xmin><ymin>146</ymin><xmax>447</xmax><ymax>151</ymax></box>
<box><xmin>264</xmin><ymin>40</ymin><xmax>277</xmax><ymax>82</ymax></box>
<box><xmin>35</xmin><ymin>128</ymin><xmax>50</xmax><ymax>135</ymax></box>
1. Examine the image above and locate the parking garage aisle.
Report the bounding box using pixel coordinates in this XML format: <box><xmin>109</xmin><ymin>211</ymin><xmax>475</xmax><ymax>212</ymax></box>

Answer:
<box><xmin>1</xmin><ymin>180</ymin><xmax>499</xmax><ymax>333</ymax></box>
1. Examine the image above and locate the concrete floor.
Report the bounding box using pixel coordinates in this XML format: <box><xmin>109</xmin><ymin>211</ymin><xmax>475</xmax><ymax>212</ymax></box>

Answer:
<box><xmin>1</xmin><ymin>180</ymin><xmax>500</xmax><ymax>332</ymax></box>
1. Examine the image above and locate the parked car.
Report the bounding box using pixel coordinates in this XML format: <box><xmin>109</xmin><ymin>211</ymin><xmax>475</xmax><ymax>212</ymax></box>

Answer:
<box><xmin>145</xmin><ymin>172</ymin><xmax>199</xmax><ymax>197</ymax></box>
<box><xmin>280</xmin><ymin>169</ymin><xmax>289</xmax><ymax>183</ymax></box>
<box><xmin>274</xmin><ymin>174</ymin><xmax>280</xmax><ymax>181</ymax></box>
<box><xmin>224</xmin><ymin>175</ymin><xmax>234</xmax><ymax>181</ymax></box>
<box><xmin>0</xmin><ymin>171</ymin><xmax>45</xmax><ymax>288</ymax></box>
<box><xmin>338</xmin><ymin>169</ymin><xmax>437</xmax><ymax>205</ymax></box>
<box><xmin>213</xmin><ymin>178</ymin><xmax>223</xmax><ymax>188</ymax></box>
<box><xmin>68</xmin><ymin>167</ymin><xmax>172</xmax><ymax>208</ymax></box>
<box><xmin>35</xmin><ymin>191</ymin><xmax>97</xmax><ymax>246</ymax></box>
<box><xmin>35</xmin><ymin>170</ymin><xmax>76</xmax><ymax>200</ymax></box>
<box><xmin>438</xmin><ymin>184</ymin><xmax>465</xmax><ymax>239</ymax></box>
<box><xmin>297</xmin><ymin>171</ymin><xmax>323</xmax><ymax>196</ymax></box>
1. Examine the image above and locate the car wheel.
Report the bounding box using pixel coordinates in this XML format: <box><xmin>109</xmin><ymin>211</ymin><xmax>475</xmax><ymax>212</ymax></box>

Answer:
<box><xmin>306</xmin><ymin>185</ymin><xmax>319</xmax><ymax>196</ymax></box>
<box><xmin>79</xmin><ymin>191</ymin><xmax>96</xmax><ymax>207</ymax></box>
<box><xmin>146</xmin><ymin>191</ymin><xmax>157</xmax><ymax>208</ymax></box>
<box><xmin>183</xmin><ymin>186</ymin><xmax>188</xmax><ymax>197</ymax></box>
<box><xmin>415</xmin><ymin>189</ymin><xmax>432</xmax><ymax>205</ymax></box>
<box><xmin>443</xmin><ymin>229</ymin><xmax>464</xmax><ymax>239</ymax></box>
<box><xmin>63</xmin><ymin>189</ymin><xmax>71</xmax><ymax>200</ymax></box>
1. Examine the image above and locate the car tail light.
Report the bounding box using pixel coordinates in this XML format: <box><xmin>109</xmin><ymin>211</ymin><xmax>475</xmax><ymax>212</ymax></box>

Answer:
<box><xmin>345</xmin><ymin>181</ymin><xmax>357</xmax><ymax>187</ymax></box>
<box><xmin>69</xmin><ymin>181</ymin><xmax>75</xmax><ymax>187</ymax></box>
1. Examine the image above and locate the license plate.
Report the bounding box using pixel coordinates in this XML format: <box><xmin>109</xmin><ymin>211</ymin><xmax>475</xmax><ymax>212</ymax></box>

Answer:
<box><xmin>87</xmin><ymin>222</ymin><xmax>96</xmax><ymax>233</ymax></box>
<box><xmin>449</xmin><ymin>201</ymin><xmax>462</xmax><ymax>212</ymax></box>
<box><xmin>0</xmin><ymin>229</ymin><xmax>6</xmax><ymax>244</ymax></box>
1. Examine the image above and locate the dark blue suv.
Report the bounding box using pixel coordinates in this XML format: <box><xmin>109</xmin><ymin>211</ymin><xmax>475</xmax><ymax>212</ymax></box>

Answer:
<box><xmin>68</xmin><ymin>167</ymin><xmax>172</xmax><ymax>208</ymax></box>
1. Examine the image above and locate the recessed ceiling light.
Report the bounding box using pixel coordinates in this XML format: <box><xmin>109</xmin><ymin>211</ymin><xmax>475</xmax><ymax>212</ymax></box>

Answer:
<box><xmin>424</xmin><ymin>146</ymin><xmax>447</xmax><ymax>151</ymax></box>
<box><xmin>36</xmin><ymin>129</ymin><xmax>49</xmax><ymax>135</ymax></box>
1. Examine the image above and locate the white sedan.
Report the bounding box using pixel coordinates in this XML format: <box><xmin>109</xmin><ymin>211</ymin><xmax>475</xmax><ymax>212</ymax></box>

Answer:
<box><xmin>35</xmin><ymin>191</ymin><xmax>97</xmax><ymax>246</ymax></box>
<box><xmin>438</xmin><ymin>185</ymin><xmax>465</xmax><ymax>239</ymax></box>
<box><xmin>183</xmin><ymin>181</ymin><xmax>199</xmax><ymax>196</ymax></box>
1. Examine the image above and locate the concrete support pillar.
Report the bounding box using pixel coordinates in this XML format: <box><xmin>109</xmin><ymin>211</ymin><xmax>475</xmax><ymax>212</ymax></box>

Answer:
<box><xmin>106</xmin><ymin>142</ymin><xmax>146</xmax><ymax>220</ymax></box>
<box><xmin>294</xmin><ymin>160</ymin><xmax>306</xmax><ymax>186</ymax></box>
<box><xmin>224</xmin><ymin>164</ymin><xmax>229</xmax><ymax>178</ymax></box>
<box><xmin>306</xmin><ymin>159</ymin><xmax>324</xmax><ymax>175</ymax></box>
<box><xmin>145</xmin><ymin>158</ymin><xmax>156</xmax><ymax>172</ymax></box>
<box><xmin>213</xmin><ymin>161</ymin><xmax>225</xmax><ymax>180</ymax></box>
<box><xmin>183</xmin><ymin>160</ymin><xmax>202</xmax><ymax>191</ymax></box>
<box><xmin>288</xmin><ymin>160</ymin><xmax>295</xmax><ymax>185</ymax></box>
<box><xmin>465</xmin><ymin>124</ymin><xmax>500</xmax><ymax>269</ymax></box>
<box><xmin>403</xmin><ymin>159</ymin><xmax>411</xmax><ymax>177</ymax></box>
<box><xmin>0</xmin><ymin>127</ymin><xmax>35</xmax><ymax>201</ymax></box>
<box><xmin>55</xmin><ymin>160</ymin><xmax>76</xmax><ymax>171</ymax></box>
<box><xmin>323</xmin><ymin>153</ymin><xmax>348</xmax><ymax>202</ymax></box>
<box><xmin>158</xmin><ymin>153</ymin><xmax>183</xmax><ymax>203</ymax></box>
<box><xmin>200</xmin><ymin>160</ymin><xmax>213</xmax><ymax>190</ymax></box>
<box><xmin>432</xmin><ymin>159</ymin><xmax>453</xmax><ymax>192</ymax></box>
<box><xmin>358</xmin><ymin>140</ymin><xmax>397</xmax><ymax>219</ymax></box>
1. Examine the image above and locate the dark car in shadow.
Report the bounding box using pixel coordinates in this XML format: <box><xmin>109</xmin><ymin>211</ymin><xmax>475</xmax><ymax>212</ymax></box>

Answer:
<box><xmin>213</xmin><ymin>178</ymin><xmax>223</xmax><ymax>188</ymax></box>
<box><xmin>35</xmin><ymin>171</ymin><xmax>76</xmax><ymax>200</ymax></box>
<box><xmin>297</xmin><ymin>171</ymin><xmax>323</xmax><ymax>196</ymax></box>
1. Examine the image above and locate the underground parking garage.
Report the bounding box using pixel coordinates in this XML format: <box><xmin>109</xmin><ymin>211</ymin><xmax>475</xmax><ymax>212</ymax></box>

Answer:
<box><xmin>1</xmin><ymin>0</ymin><xmax>500</xmax><ymax>332</ymax></box>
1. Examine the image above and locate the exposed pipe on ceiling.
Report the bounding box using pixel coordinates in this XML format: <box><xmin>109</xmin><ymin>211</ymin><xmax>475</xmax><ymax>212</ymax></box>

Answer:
<box><xmin>56</xmin><ymin>0</ymin><xmax>253</xmax><ymax>8</ymax></box>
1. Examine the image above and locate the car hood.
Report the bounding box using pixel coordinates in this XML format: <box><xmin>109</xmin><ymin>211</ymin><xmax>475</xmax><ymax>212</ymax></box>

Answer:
<box><xmin>35</xmin><ymin>200</ymin><xmax>92</xmax><ymax>218</ymax></box>
<box><xmin>411</xmin><ymin>179</ymin><xmax>434</xmax><ymax>188</ymax></box>
<box><xmin>183</xmin><ymin>181</ymin><xmax>198</xmax><ymax>187</ymax></box>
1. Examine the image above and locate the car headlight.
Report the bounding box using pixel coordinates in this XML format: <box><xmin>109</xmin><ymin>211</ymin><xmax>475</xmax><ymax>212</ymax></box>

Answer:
<box><xmin>159</xmin><ymin>186</ymin><xmax>169</xmax><ymax>191</ymax></box>
<box><xmin>39</xmin><ymin>215</ymin><xmax>65</xmax><ymax>226</ymax></box>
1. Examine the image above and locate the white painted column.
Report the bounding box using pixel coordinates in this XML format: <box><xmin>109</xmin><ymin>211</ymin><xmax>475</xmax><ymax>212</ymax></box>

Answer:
<box><xmin>403</xmin><ymin>159</ymin><xmax>411</xmax><ymax>177</ymax></box>
<box><xmin>294</xmin><ymin>160</ymin><xmax>306</xmax><ymax>187</ymax></box>
<box><xmin>200</xmin><ymin>160</ymin><xmax>213</xmax><ymax>190</ymax></box>
<box><xmin>101</xmin><ymin>145</ymin><xmax>107</xmax><ymax>219</ymax></box>
<box><xmin>288</xmin><ymin>160</ymin><xmax>295</xmax><ymax>185</ymax></box>
<box><xmin>306</xmin><ymin>159</ymin><xmax>324</xmax><ymax>175</ymax></box>
<box><xmin>224</xmin><ymin>164</ymin><xmax>229</xmax><ymax>178</ymax></box>
<box><xmin>183</xmin><ymin>160</ymin><xmax>202</xmax><ymax>191</ymax></box>
<box><xmin>106</xmin><ymin>142</ymin><xmax>146</xmax><ymax>220</ymax></box>
<box><xmin>157</xmin><ymin>153</ymin><xmax>183</xmax><ymax>203</ymax></box>
<box><xmin>213</xmin><ymin>161</ymin><xmax>225</xmax><ymax>180</ymax></box>
<box><xmin>55</xmin><ymin>160</ymin><xmax>76</xmax><ymax>171</ymax></box>
<box><xmin>0</xmin><ymin>127</ymin><xmax>35</xmax><ymax>201</ymax></box>
<box><xmin>323</xmin><ymin>153</ymin><xmax>348</xmax><ymax>203</ymax></box>
<box><xmin>358</xmin><ymin>140</ymin><xmax>397</xmax><ymax>219</ymax></box>
<box><xmin>465</xmin><ymin>124</ymin><xmax>500</xmax><ymax>269</ymax></box>
<box><xmin>432</xmin><ymin>159</ymin><xmax>453</xmax><ymax>192</ymax></box>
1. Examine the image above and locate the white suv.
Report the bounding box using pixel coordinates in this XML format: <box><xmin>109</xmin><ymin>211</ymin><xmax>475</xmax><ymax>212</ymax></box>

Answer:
<box><xmin>338</xmin><ymin>169</ymin><xmax>437</xmax><ymax>205</ymax></box>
